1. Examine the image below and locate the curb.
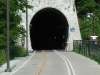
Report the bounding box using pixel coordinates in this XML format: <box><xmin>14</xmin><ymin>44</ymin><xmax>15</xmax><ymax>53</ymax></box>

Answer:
<box><xmin>0</xmin><ymin>57</ymin><xmax>23</xmax><ymax>74</ymax></box>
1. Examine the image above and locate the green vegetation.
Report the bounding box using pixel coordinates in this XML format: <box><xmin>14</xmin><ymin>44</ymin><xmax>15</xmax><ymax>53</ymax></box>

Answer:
<box><xmin>73</xmin><ymin>41</ymin><xmax>100</xmax><ymax>64</ymax></box>
<box><xmin>0</xmin><ymin>45</ymin><xmax>26</xmax><ymax>66</ymax></box>
<box><xmin>0</xmin><ymin>50</ymin><xmax>6</xmax><ymax>65</ymax></box>
<box><xmin>10</xmin><ymin>45</ymin><xmax>26</xmax><ymax>59</ymax></box>
<box><xmin>74</xmin><ymin>0</ymin><xmax>100</xmax><ymax>64</ymax></box>
<box><xmin>0</xmin><ymin>0</ymin><xmax>33</xmax><ymax>65</ymax></box>
<box><xmin>0</xmin><ymin>0</ymin><xmax>33</xmax><ymax>49</ymax></box>
<box><xmin>75</xmin><ymin>0</ymin><xmax>100</xmax><ymax>40</ymax></box>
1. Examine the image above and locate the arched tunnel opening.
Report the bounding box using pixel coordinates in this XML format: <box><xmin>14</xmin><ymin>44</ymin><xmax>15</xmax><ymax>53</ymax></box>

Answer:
<box><xmin>30</xmin><ymin>7</ymin><xmax>69</xmax><ymax>50</ymax></box>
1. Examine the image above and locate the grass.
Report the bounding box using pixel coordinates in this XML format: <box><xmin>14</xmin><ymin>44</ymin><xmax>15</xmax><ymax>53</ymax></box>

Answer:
<box><xmin>0</xmin><ymin>45</ymin><xmax>26</xmax><ymax>66</ymax></box>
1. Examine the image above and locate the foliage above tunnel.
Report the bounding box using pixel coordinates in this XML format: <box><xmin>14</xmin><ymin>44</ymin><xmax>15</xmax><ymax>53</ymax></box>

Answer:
<box><xmin>0</xmin><ymin>0</ymin><xmax>33</xmax><ymax>49</ymax></box>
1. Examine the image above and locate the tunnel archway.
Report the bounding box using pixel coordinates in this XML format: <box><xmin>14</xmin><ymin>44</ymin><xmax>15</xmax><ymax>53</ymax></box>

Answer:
<box><xmin>30</xmin><ymin>7</ymin><xmax>69</xmax><ymax>50</ymax></box>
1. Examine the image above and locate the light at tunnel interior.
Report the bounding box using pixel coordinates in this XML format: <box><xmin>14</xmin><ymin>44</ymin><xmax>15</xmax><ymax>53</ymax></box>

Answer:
<box><xmin>30</xmin><ymin>7</ymin><xmax>69</xmax><ymax>50</ymax></box>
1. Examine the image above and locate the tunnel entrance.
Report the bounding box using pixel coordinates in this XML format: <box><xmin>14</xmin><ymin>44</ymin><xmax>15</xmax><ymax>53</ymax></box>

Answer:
<box><xmin>30</xmin><ymin>7</ymin><xmax>69</xmax><ymax>50</ymax></box>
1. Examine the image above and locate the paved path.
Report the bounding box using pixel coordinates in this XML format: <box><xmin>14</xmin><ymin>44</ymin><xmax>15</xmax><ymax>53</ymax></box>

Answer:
<box><xmin>1</xmin><ymin>50</ymin><xmax>100</xmax><ymax>75</ymax></box>
<box><xmin>59</xmin><ymin>51</ymin><xmax>100</xmax><ymax>75</ymax></box>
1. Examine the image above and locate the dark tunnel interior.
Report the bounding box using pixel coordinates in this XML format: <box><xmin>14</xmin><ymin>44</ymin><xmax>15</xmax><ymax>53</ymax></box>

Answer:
<box><xmin>30</xmin><ymin>8</ymin><xmax>69</xmax><ymax>50</ymax></box>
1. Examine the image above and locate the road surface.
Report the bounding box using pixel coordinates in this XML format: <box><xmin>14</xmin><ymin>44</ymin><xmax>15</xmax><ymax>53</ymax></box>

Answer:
<box><xmin>1</xmin><ymin>50</ymin><xmax>100</xmax><ymax>75</ymax></box>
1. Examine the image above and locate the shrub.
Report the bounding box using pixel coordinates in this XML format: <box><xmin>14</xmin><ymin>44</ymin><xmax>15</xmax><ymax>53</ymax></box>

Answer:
<box><xmin>0</xmin><ymin>45</ymin><xmax>26</xmax><ymax>66</ymax></box>
<box><xmin>10</xmin><ymin>45</ymin><xmax>26</xmax><ymax>59</ymax></box>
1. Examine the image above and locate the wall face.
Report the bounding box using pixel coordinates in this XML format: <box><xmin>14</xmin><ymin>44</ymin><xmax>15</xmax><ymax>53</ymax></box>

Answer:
<box><xmin>21</xmin><ymin>0</ymin><xmax>81</xmax><ymax>51</ymax></box>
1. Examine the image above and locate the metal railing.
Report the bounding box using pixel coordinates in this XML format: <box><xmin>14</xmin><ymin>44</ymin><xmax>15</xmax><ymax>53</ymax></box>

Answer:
<box><xmin>73</xmin><ymin>40</ymin><xmax>100</xmax><ymax>63</ymax></box>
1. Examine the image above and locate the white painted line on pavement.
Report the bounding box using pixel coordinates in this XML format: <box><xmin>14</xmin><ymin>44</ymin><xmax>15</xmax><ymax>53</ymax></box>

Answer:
<box><xmin>10</xmin><ymin>51</ymin><xmax>36</xmax><ymax>75</ymax></box>
<box><xmin>54</xmin><ymin>51</ymin><xmax>70</xmax><ymax>75</ymax></box>
<box><xmin>54</xmin><ymin>50</ymin><xmax>75</xmax><ymax>75</ymax></box>
<box><xmin>58</xmin><ymin>52</ymin><xmax>75</xmax><ymax>75</ymax></box>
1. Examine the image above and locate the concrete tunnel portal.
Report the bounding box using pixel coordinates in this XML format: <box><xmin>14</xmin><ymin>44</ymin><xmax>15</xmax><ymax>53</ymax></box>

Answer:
<box><xmin>30</xmin><ymin>8</ymin><xmax>69</xmax><ymax>50</ymax></box>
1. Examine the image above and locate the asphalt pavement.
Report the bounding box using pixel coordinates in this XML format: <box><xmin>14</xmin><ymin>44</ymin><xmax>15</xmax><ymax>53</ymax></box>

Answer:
<box><xmin>0</xmin><ymin>50</ymin><xmax>100</xmax><ymax>75</ymax></box>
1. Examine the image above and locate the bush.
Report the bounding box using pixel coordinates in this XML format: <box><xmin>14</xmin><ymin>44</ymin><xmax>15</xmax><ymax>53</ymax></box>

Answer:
<box><xmin>10</xmin><ymin>45</ymin><xmax>26</xmax><ymax>59</ymax></box>
<box><xmin>0</xmin><ymin>45</ymin><xmax>26</xmax><ymax>66</ymax></box>
<box><xmin>0</xmin><ymin>50</ymin><xmax>6</xmax><ymax>65</ymax></box>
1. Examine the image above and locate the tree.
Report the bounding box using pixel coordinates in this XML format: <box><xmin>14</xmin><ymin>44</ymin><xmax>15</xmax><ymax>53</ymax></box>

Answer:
<box><xmin>0</xmin><ymin>0</ymin><xmax>33</xmax><ymax>49</ymax></box>
<box><xmin>75</xmin><ymin>0</ymin><xmax>100</xmax><ymax>40</ymax></box>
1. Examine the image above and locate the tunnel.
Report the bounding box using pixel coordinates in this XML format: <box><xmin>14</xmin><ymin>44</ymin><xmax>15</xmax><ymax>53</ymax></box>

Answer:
<box><xmin>30</xmin><ymin>7</ymin><xmax>69</xmax><ymax>50</ymax></box>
